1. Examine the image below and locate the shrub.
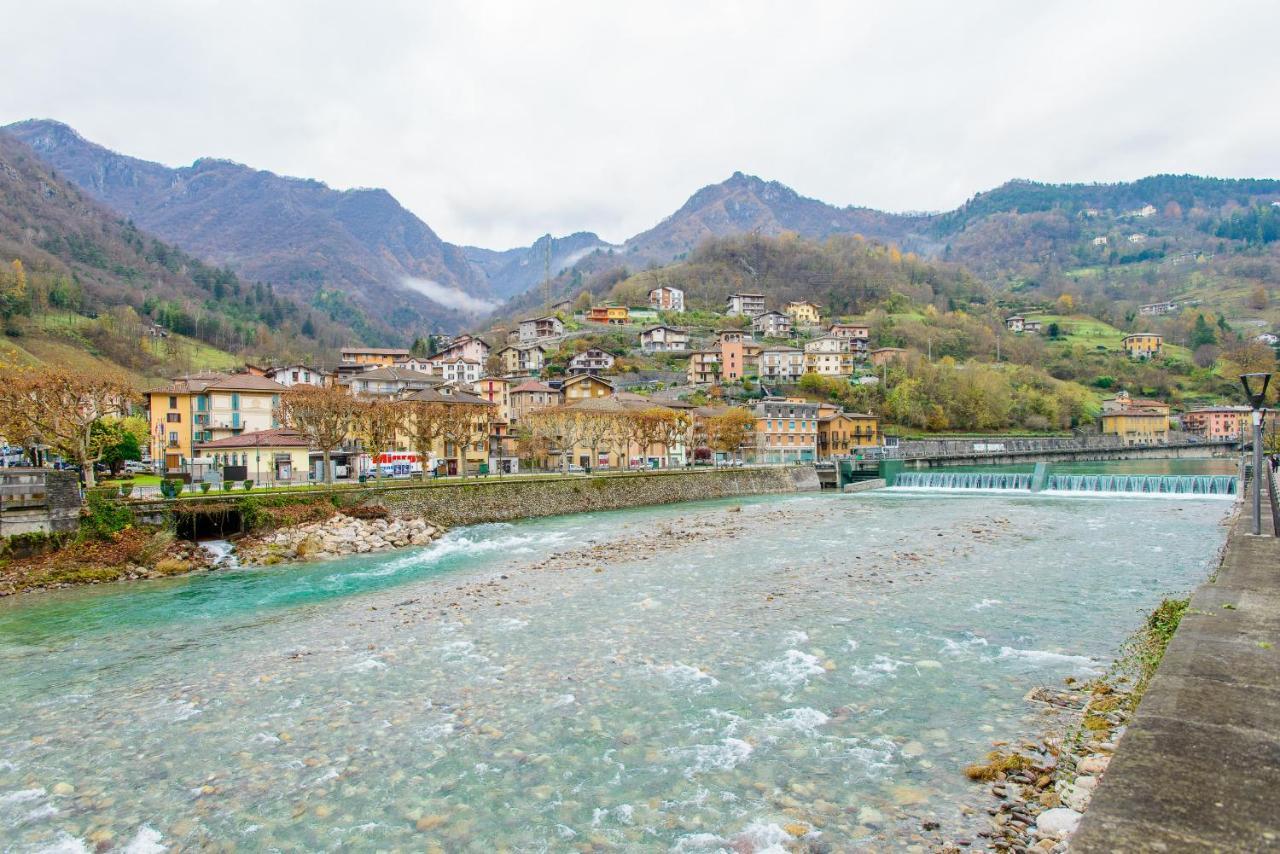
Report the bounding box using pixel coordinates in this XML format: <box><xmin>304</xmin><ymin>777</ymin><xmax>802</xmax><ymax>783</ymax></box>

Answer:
<box><xmin>222</xmin><ymin>480</ymin><xmax>234</xmax><ymax>492</ymax></box>
<box><xmin>200</xmin><ymin>482</ymin><xmax>212</xmax><ymax>494</ymax></box>
<box><xmin>118</xmin><ymin>481</ymin><xmax>135</xmax><ymax>498</ymax></box>
<box><xmin>80</xmin><ymin>490</ymin><xmax>133</xmax><ymax>540</ymax></box>
<box><xmin>242</xmin><ymin>479</ymin><xmax>254</xmax><ymax>491</ymax></box>
<box><xmin>171</xmin><ymin>481</ymin><xmax>184</xmax><ymax>497</ymax></box>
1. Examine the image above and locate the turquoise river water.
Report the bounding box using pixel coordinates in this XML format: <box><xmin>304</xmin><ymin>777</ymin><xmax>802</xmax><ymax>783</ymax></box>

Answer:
<box><xmin>0</xmin><ymin>475</ymin><xmax>1234</xmax><ymax>851</ymax></box>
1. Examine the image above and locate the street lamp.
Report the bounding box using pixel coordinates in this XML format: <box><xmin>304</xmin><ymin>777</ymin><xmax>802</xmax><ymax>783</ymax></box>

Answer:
<box><xmin>1240</xmin><ymin>372</ymin><xmax>1272</xmax><ymax>535</ymax></box>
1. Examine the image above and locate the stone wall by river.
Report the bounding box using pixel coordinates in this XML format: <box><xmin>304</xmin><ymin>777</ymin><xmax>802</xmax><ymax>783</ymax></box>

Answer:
<box><xmin>376</xmin><ymin>466</ymin><xmax>819</xmax><ymax>527</ymax></box>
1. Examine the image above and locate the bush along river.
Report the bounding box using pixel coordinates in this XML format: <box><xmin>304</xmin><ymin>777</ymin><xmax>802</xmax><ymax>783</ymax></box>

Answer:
<box><xmin>0</xmin><ymin>483</ymin><xmax>1232</xmax><ymax>851</ymax></box>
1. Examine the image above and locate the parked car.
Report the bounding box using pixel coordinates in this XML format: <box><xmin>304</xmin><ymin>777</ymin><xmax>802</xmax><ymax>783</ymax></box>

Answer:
<box><xmin>124</xmin><ymin>461</ymin><xmax>153</xmax><ymax>474</ymax></box>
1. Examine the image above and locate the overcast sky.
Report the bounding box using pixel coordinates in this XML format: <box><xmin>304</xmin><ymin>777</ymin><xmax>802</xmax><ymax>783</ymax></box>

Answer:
<box><xmin>4</xmin><ymin>1</ymin><xmax>1277</xmax><ymax>249</ymax></box>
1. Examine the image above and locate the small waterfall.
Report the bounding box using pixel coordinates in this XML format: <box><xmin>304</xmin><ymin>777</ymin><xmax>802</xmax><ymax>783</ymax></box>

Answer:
<box><xmin>200</xmin><ymin>540</ymin><xmax>240</xmax><ymax>570</ymax></box>
<box><xmin>1043</xmin><ymin>473</ymin><xmax>1237</xmax><ymax>497</ymax></box>
<box><xmin>893</xmin><ymin>471</ymin><xmax>1032</xmax><ymax>491</ymax></box>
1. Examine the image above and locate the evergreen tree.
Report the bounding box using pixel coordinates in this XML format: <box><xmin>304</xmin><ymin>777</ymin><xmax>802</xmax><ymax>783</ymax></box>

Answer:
<box><xmin>1191</xmin><ymin>314</ymin><xmax>1217</xmax><ymax>348</ymax></box>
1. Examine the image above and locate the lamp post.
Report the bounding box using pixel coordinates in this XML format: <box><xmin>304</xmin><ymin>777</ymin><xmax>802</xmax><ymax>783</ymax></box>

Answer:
<box><xmin>1240</xmin><ymin>372</ymin><xmax>1272</xmax><ymax>536</ymax></box>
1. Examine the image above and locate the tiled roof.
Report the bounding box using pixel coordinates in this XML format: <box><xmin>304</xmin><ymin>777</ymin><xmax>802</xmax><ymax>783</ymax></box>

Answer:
<box><xmin>401</xmin><ymin>387</ymin><xmax>495</xmax><ymax>406</ymax></box>
<box><xmin>351</xmin><ymin>367</ymin><xmax>440</xmax><ymax>382</ymax></box>
<box><xmin>195</xmin><ymin>428</ymin><xmax>308</xmax><ymax>449</ymax></box>
<box><xmin>510</xmin><ymin>380</ymin><xmax>556</xmax><ymax>393</ymax></box>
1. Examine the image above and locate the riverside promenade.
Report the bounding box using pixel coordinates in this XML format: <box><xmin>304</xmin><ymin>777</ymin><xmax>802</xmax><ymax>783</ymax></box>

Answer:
<box><xmin>1073</xmin><ymin>491</ymin><xmax>1280</xmax><ymax>851</ymax></box>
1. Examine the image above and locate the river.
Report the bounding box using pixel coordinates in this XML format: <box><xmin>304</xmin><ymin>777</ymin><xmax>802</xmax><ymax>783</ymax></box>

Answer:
<box><xmin>0</xmin><ymin>475</ymin><xmax>1233</xmax><ymax>851</ymax></box>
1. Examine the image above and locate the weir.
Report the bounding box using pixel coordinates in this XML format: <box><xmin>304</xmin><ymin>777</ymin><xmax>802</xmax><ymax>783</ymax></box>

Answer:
<box><xmin>890</xmin><ymin>467</ymin><xmax>1238</xmax><ymax>498</ymax></box>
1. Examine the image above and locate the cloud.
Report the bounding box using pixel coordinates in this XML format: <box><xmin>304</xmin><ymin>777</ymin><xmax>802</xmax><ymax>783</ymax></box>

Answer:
<box><xmin>400</xmin><ymin>277</ymin><xmax>500</xmax><ymax>315</ymax></box>
<box><xmin>1</xmin><ymin>1</ymin><xmax>1277</xmax><ymax>248</ymax></box>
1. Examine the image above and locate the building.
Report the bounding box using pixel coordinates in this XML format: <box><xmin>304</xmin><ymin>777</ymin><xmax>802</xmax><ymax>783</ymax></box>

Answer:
<box><xmin>758</xmin><ymin>346</ymin><xmax>805</xmax><ymax>383</ymax></box>
<box><xmin>1092</xmin><ymin>236</ymin><xmax>1108</xmax><ymax>246</ymax></box>
<box><xmin>195</xmin><ymin>428</ymin><xmax>311</xmax><ymax>485</ymax></box>
<box><xmin>1005</xmin><ymin>315</ymin><xmax>1026</xmax><ymax>332</ymax></box>
<box><xmin>726</xmin><ymin>293</ymin><xmax>766</xmax><ymax>317</ymax></box>
<box><xmin>648</xmin><ymin>286</ymin><xmax>685</xmax><ymax>313</ymax></box>
<box><xmin>686</xmin><ymin>350</ymin><xmax>721</xmax><ymax>385</ymax></box>
<box><xmin>1180</xmin><ymin>406</ymin><xmax>1250</xmax><ymax>441</ymax></box>
<box><xmin>1100</xmin><ymin>391</ymin><xmax>1170</xmax><ymax>416</ymax></box>
<box><xmin>828</xmin><ymin>323</ymin><xmax>870</xmax><ymax>341</ymax></box>
<box><xmin>803</xmin><ymin>336</ymin><xmax>854</xmax><ymax>377</ymax></box>
<box><xmin>785</xmin><ymin>301</ymin><xmax>822</xmax><ymax>326</ymax></box>
<box><xmin>816</xmin><ymin>410</ymin><xmax>880</xmax><ymax>458</ymax></box>
<box><xmin>1139</xmin><ymin>301</ymin><xmax>1179</xmax><ymax>316</ymax></box>
<box><xmin>348</xmin><ymin>366</ymin><xmax>441</xmax><ymax>397</ymax></box>
<box><xmin>752</xmin><ymin>310</ymin><xmax>792</xmax><ymax>338</ymax></box>
<box><xmin>1253</xmin><ymin>332</ymin><xmax>1279</xmax><ymax>346</ymax></box>
<box><xmin>144</xmin><ymin>373</ymin><xmax>287</xmax><ymax>474</ymax></box>
<box><xmin>265</xmin><ymin>365</ymin><xmax>329</xmax><ymax>388</ymax></box>
<box><xmin>509</xmin><ymin>379</ymin><xmax>559</xmax><ymax>425</ymax></box>
<box><xmin>340</xmin><ymin>347</ymin><xmax>411</xmax><ymax>368</ymax></box>
<box><xmin>869</xmin><ymin>347</ymin><xmax>907</xmax><ymax>366</ymax></box>
<box><xmin>1022</xmin><ymin>320</ymin><xmax>1043</xmax><ymax>333</ymax></box>
<box><xmin>561</xmin><ymin>373</ymin><xmax>613</xmax><ymax>402</ymax></box>
<box><xmin>473</xmin><ymin>377</ymin><xmax>512</xmax><ymax>423</ymax></box>
<box><xmin>639</xmin><ymin>325</ymin><xmax>689</xmax><ymax>353</ymax></box>
<box><xmin>1100</xmin><ymin>410</ymin><xmax>1169</xmax><ymax>446</ymax></box>
<box><xmin>1122</xmin><ymin>333</ymin><xmax>1163</xmax><ymax>360</ymax></box>
<box><xmin>434</xmin><ymin>358</ymin><xmax>483</xmax><ymax>386</ymax></box>
<box><xmin>567</xmin><ymin>348</ymin><xmax>616</xmax><ymax>375</ymax></box>
<box><xmin>392</xmin><ymin>356</ymin><xmax>436</xmax><ymax>374</ymax></box>
<box><xmin>496</xmin><ymin>344</ymin><xmax>549</xmax><ymax>376</ymax></box>
<box><xmin>517</xmin><ymin>316</ymin><xmax>564</xmax><ymax>343</ymax></box>
<box><xmin>716</xmin><ymin>329</ymin><xmax>748</xmax><ymax>381</ymax></box>
<box><xmin>1128</xmin><ymin>233</ymin><xmax>1147</xmax><ymax>244</ymax></box>
<box><xmin>435</xmin><ymin>334</ymin><xmax>491</xmax><ymax>364</ymax></box>
<box><xmin>754</xmin><ymin>398</ymin><xmax>819</xmax><ymax>463</ymax></box>
<box><xmin>400</xmin><ymin>386</ymin><xmax>499</xmax><ymax>476</ymax></box>
<box><xmin>587</xmin><ymin>305</ymin><xmax>630</xmax><ymax>325</ymax></box>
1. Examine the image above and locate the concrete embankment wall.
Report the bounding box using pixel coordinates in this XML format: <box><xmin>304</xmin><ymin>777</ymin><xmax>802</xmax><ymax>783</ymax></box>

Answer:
<box><xmin>377</xmin><ymin>466</ymin><xmax>819</xmax><ymax>527</ymax></box>
<box><xmin>1072</xmin><ymin>503</ymin><xmax>1280</xmax><ymax>851</ymax></box>
<box><xmin>142</xmin><ymin>466</ymin><xmax>821</xmax><ymax>535</ymax></box>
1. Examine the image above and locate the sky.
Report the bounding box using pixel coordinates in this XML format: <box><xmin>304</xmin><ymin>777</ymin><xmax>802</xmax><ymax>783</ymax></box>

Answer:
<box><xmin>3</xmin><ymin>1</ymin><xmax>1277</xmax><ymax>250</ymax></box>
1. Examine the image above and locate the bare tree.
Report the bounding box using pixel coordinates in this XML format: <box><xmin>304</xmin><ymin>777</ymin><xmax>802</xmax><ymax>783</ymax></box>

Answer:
<box><xmin>355</xmin><ymin>398</ymin><xmax>404</xmax><ymax>481</ymax></box>
<box><xmin>437</xmin><ymin>401</ymin><xmax>492</xmax><ymax>479</ymax></box>
<box><xmin>405</xmin><ymin>400</ymin><xmax>445</xmax><ymax>478</ymax></box>
<box><xmin>0</xmin><ymin>365</ymin><xmax>136</xmax><ymax>487</ymax></box>
<box><xmin>275</xmin><ymin>385</ymin><xmax>358</xmax><ymax>483</ymax></box>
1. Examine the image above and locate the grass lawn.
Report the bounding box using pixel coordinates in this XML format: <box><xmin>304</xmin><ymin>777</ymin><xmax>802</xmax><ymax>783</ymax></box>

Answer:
<box><xmin>101</xmin><ymin>474</ymin><xmax>163</xmax><ymax>487</ymax></box>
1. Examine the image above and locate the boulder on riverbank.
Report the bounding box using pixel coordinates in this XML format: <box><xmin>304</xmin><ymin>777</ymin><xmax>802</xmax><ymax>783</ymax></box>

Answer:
<box><xmin>237</xmin><ymin>513</ymin><xmax>444</xmax><ymax>566</ymax></box>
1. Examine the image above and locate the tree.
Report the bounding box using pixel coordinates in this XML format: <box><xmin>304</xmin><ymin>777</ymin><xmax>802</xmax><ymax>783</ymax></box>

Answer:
<box><xmin>526</xmin><ymin>407</ymin><xmax>586</xmax><ymax>473</ymax></box>
<box><xmin>275</xmin><ymin>385</ymin><xmax>358</xmax><ymax>483</ymax></box>
<box><xmin>0</xmin><ymin>366</ymin><xmax>137</xmax><ymax>487</ymax></box>
<box><xmin>436</xmin><ymin>401</ymin><xmax>492</xmax><ymax>479</ymax></box>
<box><xmin>1191</xmin><ymin>314</ymin><xmax>1217</xmax><ymax>348</ymax></box>
<box><xmin>411</xmin><ymin>336</ymin><xmax>430</xmax><ymax>358</ymax></box>
<box><xmin>1055</xmin><ymin>293</ymin><xmax>1075</xmax><ymax>313</ymax></box>
<box><xmin>94</xmin><ymin>415</ymin><xmax>148</xmax><ymax>475</ymax></box>
<box><xmin>355</xmin><ymin>399</ymin><xmax>404</xmax><ymax>481</ymax></box>
<box><xmin>1249</xmin><ymin>285</ymin><xmax>1269</xmax><ymax>310</ymax></box>
<box><xmin>707</xmin><ymin>408</ymin><xmax>756</xmax><ymax>463</ymax></box>
<box><xmin>405</xmin><ymin>400</ymin><xmax>445</xmax><ymax>478</ymax></box>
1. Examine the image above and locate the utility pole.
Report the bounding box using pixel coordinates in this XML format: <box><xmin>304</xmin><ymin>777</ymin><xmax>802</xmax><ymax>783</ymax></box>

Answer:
<box><xmin>543</xmin><ymin>236</ymin><xmax>552</xmax><ymax>310</ymax></box>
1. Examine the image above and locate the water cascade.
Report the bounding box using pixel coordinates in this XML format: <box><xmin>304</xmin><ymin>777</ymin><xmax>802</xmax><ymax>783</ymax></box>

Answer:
<box><xmin>200</xmin><ymin>539</ymin><xmax>240</xmax><ymax>570</ymax></box>
<box><xmin>893</xmin><ymin>471</ymin><xmax>1034</xmax><ymax>491</ymax></box>
<box><xmin>891</xmin><ymin>470</ymin><xmax>1237</xmax><ymax>498</ymax></box>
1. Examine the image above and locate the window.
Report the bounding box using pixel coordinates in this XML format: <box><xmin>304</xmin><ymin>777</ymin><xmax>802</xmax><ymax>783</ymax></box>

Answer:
<box><xmin>166</xmin><ymin>412</ymin><xmax>181</xmax><ymax>423</ymax></box>
<box><xmin>169</xmin><ymin>396</ymin><xmax>177</xmax><ymax>409</ymax></box>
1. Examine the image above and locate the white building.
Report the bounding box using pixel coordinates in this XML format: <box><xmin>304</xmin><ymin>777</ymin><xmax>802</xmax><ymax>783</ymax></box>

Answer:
<box><xmin>265</xmin><ymin>365</ymin><xmax>329</xmax><ymax>387</ymax></box>
<box><xmin>518</xmin><ymin>316</ymin><xmax>564</xmax><ymax>343</ymax></box>
<box><xmin>435</xmin><ymin>358</ymin><xmax>484</xmax><ymax>385</ymax></box>
<box><xmin>726</xmin><ymin>293</ymin><xmax>767</xmax><ymax>316</ymax></box>
<box><xmin>567</xmin><ymin>348</ymin><xmax>616</xmax><ymax>375</ymax></box>
<box><xmin>1006</xmin><ymin>315</ymin><xmax>1026</xmax><ymax>332</ymax></box>
<box><xmin>1092</xmin><ymin>236</ymin><xmax>1108</xmax><ymax>246</ymax></box>
<box><xmin>647</xmin><ymin>286</ymin><xmax>685</xmax><ymax>313</ymax></box>
<box><xmin>752</xmin><ymin>310</ymin><xmax>792</xmax><ymax>338</ymax></box>
<box><xmin>639</xmin><ymin>325</ymin><xmax>689</xmax><ymax>353</ymax></box>
<box><xmin>758</xmin><ymin>346</ymin><xmax>805</xmax><ymax>382</ymax></box>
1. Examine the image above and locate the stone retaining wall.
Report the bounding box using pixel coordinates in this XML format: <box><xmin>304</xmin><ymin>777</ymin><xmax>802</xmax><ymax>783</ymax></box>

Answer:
<box><xmin>374</xmin><ymin>467</ymin><xmax>815</xmax><ymax>528</ymax></box>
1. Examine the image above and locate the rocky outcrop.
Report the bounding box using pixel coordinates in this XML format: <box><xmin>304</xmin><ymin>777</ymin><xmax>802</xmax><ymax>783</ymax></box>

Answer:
<box><xmin>237</xmin><ymin>513</ymin><xmax>444</xmax><ymax>566</ymax></box>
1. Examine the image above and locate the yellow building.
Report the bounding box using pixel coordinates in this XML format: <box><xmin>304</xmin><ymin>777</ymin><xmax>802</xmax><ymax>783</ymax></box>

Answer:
<box><xmin>586</xmin><ymin>305</ymin><xmax>630</xmax><ymax>325</ymax></box>
<box><xmin>195</xmin><ymin>428</ymin><xmax>311</xmax><ymax>485</ymax></box>
<box><xmin>339</xmin><ymin>347</ymin><xmax>411</xmax><ymax>367</ymax></box>
<box><xmin>561</xmin><ymin>373</ymin><xmax>614</xmax><ymax>403</ymax></box>
<box><xmin>816</xmin><ymin>410</ymin><xmax>880</xmax><ymax>458</ymax></box>
<box><xmin>1122</xmin><ymin>333</ymin><xmax>1163</xmax><ymax>360</ymax></box>
<box><xmin>786</xmin><ymin>301</ymin><xmax>822</xmax><ymax>326</ymax></box>
<box><xmin>144</xmin><ymin>373</ymin><xmax>287</xmax><ymax>473</ymax></box>
<box><xmin>754</xmin><ymin>398</ymin><xmax>820</xmax><ymax>463</ymax></box>
<box><xmin>1100</xmin><ymin>410</ymin><xmax>1170</xmax><ymax>446</ymax></box>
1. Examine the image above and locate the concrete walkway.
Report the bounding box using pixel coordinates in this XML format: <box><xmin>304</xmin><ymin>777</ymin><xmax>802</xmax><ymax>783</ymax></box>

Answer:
<box><xmin>1073</xmin><ymin>493</ymin><xmax>1279</xmax><ymax>851</ymax></box>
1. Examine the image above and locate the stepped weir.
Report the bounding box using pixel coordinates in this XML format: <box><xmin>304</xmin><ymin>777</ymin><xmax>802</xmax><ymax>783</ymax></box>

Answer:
<box><xmin>890</xmin><ymin>464</ymin><xmax>1237</xmax><ymax>498</ymax></box>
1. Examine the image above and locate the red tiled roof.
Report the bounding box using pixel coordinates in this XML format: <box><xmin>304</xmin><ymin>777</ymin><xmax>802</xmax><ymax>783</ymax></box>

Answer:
<box><xmin>195</xmin><ymin>428</ymin><xmax>308</xmax><ymax>449</ymax></box>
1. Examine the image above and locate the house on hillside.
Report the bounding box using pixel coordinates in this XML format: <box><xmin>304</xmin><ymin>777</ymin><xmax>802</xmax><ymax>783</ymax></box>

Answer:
<box><xmin>266</xmin><ymin>365</ymin><xmax>330</xmax><ymax>388</ymax></box>
<box><xmin>1122</xmin><ymin>333</ymin><xmax>1163</xmax><ymax>360</ymax></box>
<box><xmin>803</xmin><ymin>336</ymin><xmax>854</xmax><ymax>377</ymax></box>
<box><xmin>340</xmin><ymin>347</ymin><xmax>411</xmax><ymax>367</ymax></box>
<box><xmin>716</xmin><ymin>329</ymin><xmax>749</xmax><ymax>381</ymax></box>
<box><xmin>434</xmin><ymin>358</ymin><xmax>483</xmax><ymax>385</ymax></box>
<box><xmin>1092</xmin><ymin>236</ymin><xmax>1108</xmax><ymax>246</ymax></box>
<box><xmin>518</xmin><ymin>316</ymin><xmax>564</xmax><ymax>343</ymax></box>
<box><xmin>1139</xmin><ymin>301</ymin><xmax>1178</xmax><ymax>316</ymax></box>
<box><xmin>567</xmin><ymin>348</ymin><xmax>616</xmax><ymax>376</ymax></box>
<box><xmin>758</xmin><ymin>346</ymin><xmax>804</xmax><ymax>383</ymax></box>
<box><xmin>640</xmin><ymin>325</ymin><xmax>689</xmax><ymax>353</ymax></box>
<box><xmin>869</xmin><ymin>347</ymin><xmax>906</xmax><ymax>366</ymax></box>
<box><xmin>587</xmin><ymin>305</ymin><xmax>630</xmax><ymax>324</ymax></box>
<box><xmin>686</xmin><ymin>350</ymin><xmax>721</xmax><ymax>385</ymax></box>
<box><xmin>785</xmin><ymin>301</ymin><xmax>822</xmax><ymax>326</ymax></box>
<box><xmin>509</xmin><ymin>379</ymin><xmax>559</xmax><ymax>425</ymax></box>
<box><xmin>648</xmin><ymin>286</ymin><xmax>685</xmax><ymax>313</ymax></box>
<box><xmin>433</xmin><ymin>334</ymin><xmax>490</xmax><ymax>364</ymax></box>
<box><xmin>726</xmin><ymin>293</ymin><xmax>766</xmax><ymax>316</ymax></box>
<box><xmin>752</xmin><ymin>310</ymin><xmax>792</xmax><ymax>338</ymax></box>
<box><xmin>1005</xmin><ymin>315</ymin><xmax>1026</xmax><ymax>332</ymax></box>
<box><xmin>496</xmin><ymin>343</ymin><xmax>549</xmax><ymax>377</ymax></box>
<box><xmin>561</xmin><ymin>373</ymin><xmax>613</xmax><ymax>402</ymax></box>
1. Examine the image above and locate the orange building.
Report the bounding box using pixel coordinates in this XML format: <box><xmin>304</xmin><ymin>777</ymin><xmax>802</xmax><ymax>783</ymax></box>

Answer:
<box><xmin>1180</xmin><ymin>406</ymin><xmax>1250</xmax><ymax>441</ymax></box>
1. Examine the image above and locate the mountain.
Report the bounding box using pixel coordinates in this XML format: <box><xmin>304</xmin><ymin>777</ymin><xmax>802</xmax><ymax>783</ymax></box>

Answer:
<box><xmin>4</xmin><ymin>119</ymin><xmax>493</xmax><ymax>341</ymax></box>
<box><xmin>619</xmin><ymin>171</ymin><xmax>924</xmax><ymax>262</ymax></box>
<box><xmin>0</xmin><ymin>129</ymin><xmax>355</xmax><ymax>375</ymax></box>
<box><xmin>465</xmin><ymin>231</ymin><xmax>616</xmax><ymax>300</ymax></box>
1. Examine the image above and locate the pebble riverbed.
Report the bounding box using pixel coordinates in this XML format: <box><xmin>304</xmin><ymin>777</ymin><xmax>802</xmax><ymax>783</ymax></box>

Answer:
<box><xmin>0</xmin><ymin>490</ymin><xmax>1231</xmax><ymax>851</ymax></box>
